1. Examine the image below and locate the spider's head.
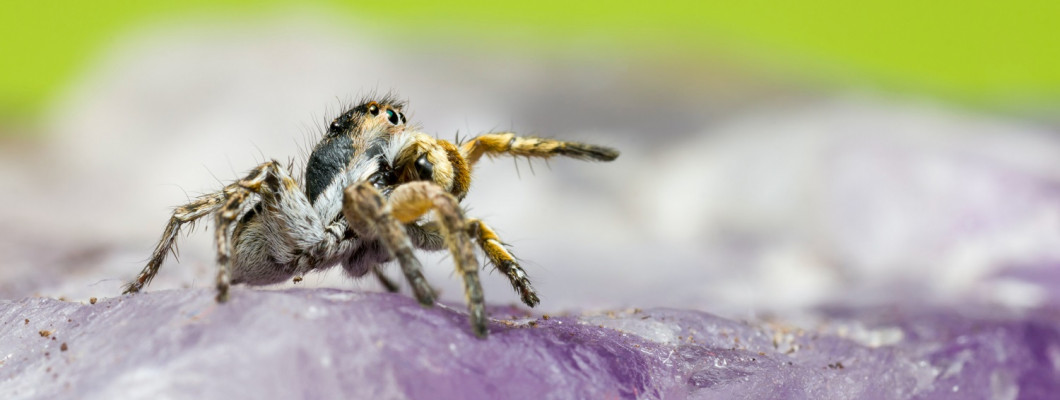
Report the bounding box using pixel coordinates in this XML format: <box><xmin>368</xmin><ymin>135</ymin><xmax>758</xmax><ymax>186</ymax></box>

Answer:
<box><xmin>306</xmin><ymin>97</ymin><xmax>410</xmax><ymax>204</ymax></box>
<box><xmin>328</xmin><ymin>98</ymin><xmax>409</xmax><ymax>138</ymax></box>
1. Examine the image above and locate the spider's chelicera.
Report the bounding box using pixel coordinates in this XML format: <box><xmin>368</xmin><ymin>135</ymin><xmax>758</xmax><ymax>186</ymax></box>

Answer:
<box><xmin>123</xmin><ymin>95</ymin><xmax>619</xmax><ymax>338</ymax></box>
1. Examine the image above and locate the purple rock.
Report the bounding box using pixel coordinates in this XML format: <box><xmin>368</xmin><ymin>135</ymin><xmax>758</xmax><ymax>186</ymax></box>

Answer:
<box><xmin>2</xmin><ymin>289</ymin><xmax>1058</xmax><ymax>399</ymax></box>
<box><xmin>3</xmin><ymin>14</ymin><xmax>1060</xmax><ymax>400</ymax></box>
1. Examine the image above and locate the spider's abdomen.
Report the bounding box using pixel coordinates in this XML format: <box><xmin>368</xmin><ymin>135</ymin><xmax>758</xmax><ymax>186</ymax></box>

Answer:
<box><xmin>305</xmin><ymin>134</ymin><xmax>354</xmax><ymax>204</ymax></box>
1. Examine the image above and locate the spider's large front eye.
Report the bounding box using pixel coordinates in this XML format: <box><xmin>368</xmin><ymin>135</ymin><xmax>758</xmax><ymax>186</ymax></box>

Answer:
<box><xmin>386</xmin><ymin>109</ymin><xmax>401</xmax><ymax>125</ymax></box>
<box><xmin>414</xmin><ymin>154</ymin><xmax>433</xmax><ymax>180</ymax></box>
<box><xmin>368</xmin><ymin>104</ymin><xmax>380</xmax><ymax>116</ymax></box>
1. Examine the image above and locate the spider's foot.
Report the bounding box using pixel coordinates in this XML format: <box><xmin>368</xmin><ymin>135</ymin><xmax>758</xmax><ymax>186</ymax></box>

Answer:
<box><xmin>215</xmin><ymin>283</ymin><xmax>230</xmax><ymax>303</ymax></box>
<box><xmin>379</xmin><ymin>280</ymin><xmax>400</xmax><ymax>293</ymax></box>
<box><xmin>500</xmin><ymin>260</ymin><xmax>539</xmax><ymax>307</ymax></box>
<box><xmin>411</xmin><ymin>283</ymin><xmax>436</xmax><ymax>306</ymax></box>
<box><xmin>122</xmin><ymin>273</ymin><xmax>151</xmax><ymax>295</ymax></box>
<box><xmin>403</xmin><ymin>262</ymin><xmax>436</xmax><ymax>306</ymax></box>
<box><xmin>121</xmin><ymin>282</ymin><xmax>141</xmax><ymax>295</ymax></box>
<box><xmin>520</xmin><ymin>289</ymin><xmax>541</xmax><ymax>308</ymax></box>
<box><xmin>373</xmin><ymin>269</ymin><xmax>401</xmax><ymax>293</ymax></box>
<box><xmin>470</xmin><ymin>307</ymin><xmax>489</xmax><ymax>338</ymax></box>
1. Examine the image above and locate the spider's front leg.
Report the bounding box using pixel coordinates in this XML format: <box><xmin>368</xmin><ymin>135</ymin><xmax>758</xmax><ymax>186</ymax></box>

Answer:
<box><xmin>369</xmin><ymin>221</ymin><xmax>447</xmax><ymax>294</ymax></box>
<box><xmin>467</xmin><ymin>219</ymin><xmax>539</xmax><ymax>307</ymax></box>
<box><xmin>343</xmin><ymin>181</ymin><xmax>487</xmax><ymax>338</ymax></box>
<box><xmin>342</xmin><ymin>182</ymin><xmax>437</xmax><ymax>307</ymax></box>
<box><xmin>371</xmin><ymin>264</ymin><xmax>401</xmax><ymax>293</ymax></box>
<box><xmin>460</xmin><ymin>132</ymin><xmax>619</xmax><ymax>165</ymax></box>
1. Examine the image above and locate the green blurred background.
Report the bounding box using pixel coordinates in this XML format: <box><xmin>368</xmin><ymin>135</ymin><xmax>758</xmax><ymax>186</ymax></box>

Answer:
<box><xmin>2</xmin><ymin>0</ymin><xmax>1056</xmax><ymax>126</ymax></box>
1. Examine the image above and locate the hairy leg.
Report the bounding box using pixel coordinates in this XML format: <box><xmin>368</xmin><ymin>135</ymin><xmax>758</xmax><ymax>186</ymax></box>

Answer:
<box><xmin>214</xmin><ymin>160</ymin><xmax>325</xmax><ymax>301</ymax></box>
<box><xmin>368</xmin><ymin>222</ymin><xmax>444</xmax><ymax>294</ymax></box>
<box><xmin>467</xmin><ymin>219</ymin><xmax>539</xmax><ymax>307</ymax></box>
<box><xmin>459</xmin><ymin>132</ymin><xmax>619</xmax><ymax>166</ymax></box>
<box><xmin>388</xmin><ymin>181</ymin><xmax>485</xmax><ymax>337</ymax></box>
<box><xmin>213</xmin><ymin>190</ymin><xmax>248</xmax><ymax>302</ymax></box>
<box><xmin>123</xmin><ymin>192</ymin><xmax>225</xmax><ymax>294</ymax></box>
<box><xmin>372</xmin><ymin>264</ymin><xmax>401</xmax><ymax>292</ymax></box>
<box><xmin>127</xmin><ymin>159</ymin><xmax>327</xmax><ymax>297</ymax></box>
<box><xmin>342</xmin><ymin>182</ymin><xmax>436</xmax><ymax>306</ymax></box>
<box><xmin>345</xmin><ymin>180</ymin><xmax>488</xmax><ymax>337</ymax></box>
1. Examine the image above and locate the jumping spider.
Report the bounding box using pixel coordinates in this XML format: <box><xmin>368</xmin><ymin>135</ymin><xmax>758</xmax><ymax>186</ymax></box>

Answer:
<box><xmin>123</xmin><ymin>95</ymin><xmax>619</xmax><ymax>338</ymax></box>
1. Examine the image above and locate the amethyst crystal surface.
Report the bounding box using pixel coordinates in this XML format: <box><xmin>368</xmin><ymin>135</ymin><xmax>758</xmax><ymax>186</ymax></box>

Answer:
<box><xmin>2</xmin><ymin>289</ymin><xmax>1058</xmax><ymax>399</ymax></box>
<box><xmin>2</xmin><ymin>12</ymin><xmax>1060</xmax><ymax>400</ymax></box>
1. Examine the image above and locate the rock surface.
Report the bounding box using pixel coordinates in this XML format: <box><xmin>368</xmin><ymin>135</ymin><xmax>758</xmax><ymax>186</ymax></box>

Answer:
<box><xmin>3</xmin><ymin>11</ymin><xmax>1060</xmax><ymax>400</ymax></box>
<box><xmin>2</xmin><ymin>289</ymin><xmax>1058</xmax><ymax>400</ymax></box>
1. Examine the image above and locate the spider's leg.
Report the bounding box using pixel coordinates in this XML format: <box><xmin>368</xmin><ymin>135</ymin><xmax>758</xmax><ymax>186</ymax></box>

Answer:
<box><xmin>343</xmin><ymin>182</ymin><xmax>436</xmax><ymax>306</ymax></box>
<box><xmin>386</xmin><ymin>181</ymin><xmax>486</xmax><ymax>338</ymax></box>
<box><xmin>291</xmin><ymin>218</ymin><xmax>352</xmax><ymax>277</ymax></box>
<box><xmin>459</xmin><ymin>132</ymin><xmax>619</xmax><ymax>166</ymax></box>
<box><xmin>372</xmin><ymin>264</ymin><xmax>401</xmax><ymax>293</ymax></box>
<box><xmin>213</xmin><ymin>189</ymin><xmax>249</xmax><ymax>302</ymax></box>
<box><xmin>123</xmin><ymin>192</ymin><xmax>225</xmax><ymax>294</ymax></box>
<box><xmin>406</xmin><ymin>221</ymin><xmax>446</xmax><ymax>251</ymax></box>
<box><xmin>371</xmin><ymin>222</ymin><xmax>445</xmax><ymax>293</ymax></box>
<box><xmin>467</xmin><ymin>219</ymin><xmax>539</xmax><ymax>307</ymax></box>
<box><xmin>214</xmin><ymin>160</ymin><xmax>317</xmax><ymax>301</ymax></box>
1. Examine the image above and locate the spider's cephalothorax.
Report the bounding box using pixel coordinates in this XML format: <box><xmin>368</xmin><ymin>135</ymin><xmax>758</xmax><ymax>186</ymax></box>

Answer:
<box><xmin>122</xmin><ymin>96</ymin><xmax>619</xmax><ymax>338</ymax></box>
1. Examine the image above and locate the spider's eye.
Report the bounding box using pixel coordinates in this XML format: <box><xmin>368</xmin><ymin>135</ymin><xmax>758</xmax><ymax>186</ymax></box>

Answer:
<box><xmin>329</xmin><ymin>119</ymin><xmax>343</xmax><ymax>134</ymax></box>
<box><xmin>386</xmin><ymin>109</ymin><xmax>401</xmax><ymax>125</ymax></box>
<box><xmin>368</xmin><ymin>104</ymin><xmax>379</xmax><ymax>116</ymax></box>
<box><xmin>398</xmin><ymin>112</ymin><xmax>406</xmax><ymax>125</ymax></box>
<box><xmin>414</xmin><ymin>154</ymin><xmax>433</xmax><ymax>181</ymax></box>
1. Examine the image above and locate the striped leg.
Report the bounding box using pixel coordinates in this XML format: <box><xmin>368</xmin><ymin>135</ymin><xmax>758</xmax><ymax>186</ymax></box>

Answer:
<box><xmin>211</xmin><ymin>161</ymin><xmax>285</xmax><ymax>301</ymax></box>
<box><xmin>213</xmin><ymin>190</ymin><xmax>248</xmax><ymax>302</ymax></box>
<box><xmin>467</xmin><ymin>219</ymin><xmax>539</xmax><ymax>307</ymax></box>
<box><xmin>346</xmin><ymin>180</ymin><xmax>487</xmax><ymax>338</ymax></box>
<box><xmin>459</xmin><ymin>132</ymin><xmax>619</xmax><ymax>166</ymax></box>
<box><xmin>123</xmin><ymin>192</ymin><xmax>225</xmax><ymax>295</ymax></box>
<box><xmin>214</xmin><ymin>160</ymin><xmax>321</xmax><ymax>301</ymax></box>
<box><xmin>342</xmin><ymin>182</ymin><xmax>437</xmax><ymax>307</ymax></box>
<box><xmin>372</xmin><ymin>264</ymin><xmax>401</xmax><ymax>292</ymax></box>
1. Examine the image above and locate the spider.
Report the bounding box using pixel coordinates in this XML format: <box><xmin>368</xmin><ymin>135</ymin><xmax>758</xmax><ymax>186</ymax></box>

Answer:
<box><xmin>122</xmin><ymin>95</ymin><xmax>619</xmax><ymax>338</ymax></box>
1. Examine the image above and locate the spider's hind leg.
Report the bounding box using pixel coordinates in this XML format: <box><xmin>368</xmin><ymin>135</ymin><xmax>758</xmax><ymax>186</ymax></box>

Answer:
<box><xmin>123</xmin><ymin>192</ymin><xmax>225</xmax><ymax>295</ymax></box>
<box><xmin>213</xmin><ymin>189</ymin><xmax>250</xmax><ymax>302</ymax></box>
<box><xmin>214</xmin><ymin>160</ymin><xmax>323</xmax><ymax>302</ymax></box>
